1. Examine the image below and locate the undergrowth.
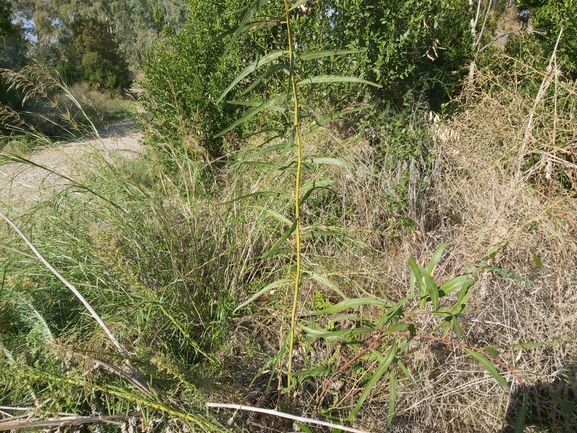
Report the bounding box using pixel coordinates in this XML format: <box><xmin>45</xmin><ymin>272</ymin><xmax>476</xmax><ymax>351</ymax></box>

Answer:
<box><xmin>0</xmin><ymin>63</ymin><xmax>136</xmax><ymax>143</ymax></box>
<box><xmin>0</xmin><ymin>2</ymin><xmax>576</xmax><ymax>433</ymax></box>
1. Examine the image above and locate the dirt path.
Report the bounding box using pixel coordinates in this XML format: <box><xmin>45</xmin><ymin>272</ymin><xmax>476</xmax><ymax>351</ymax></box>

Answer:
<box><xmin>0</xmin><ymin>120</ymin><xmax>144</xmax><ymax>208</ymax></box>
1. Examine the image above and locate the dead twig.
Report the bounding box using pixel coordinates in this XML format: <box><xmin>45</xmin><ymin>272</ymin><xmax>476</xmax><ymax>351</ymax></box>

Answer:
<box><xmin>206</xmin><ymin>403</ymin><xmax>369</xmax><ymax>433</ymax></box>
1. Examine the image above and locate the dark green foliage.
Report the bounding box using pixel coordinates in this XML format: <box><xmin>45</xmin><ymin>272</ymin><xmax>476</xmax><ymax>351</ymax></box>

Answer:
<box><xmin>141</xmin><ymin>0</ymin><xmax>257</xmax><ymax>160</ymax></box>
<box><xmin>325</xmin><ymin>0</ymin><xmax>473</xmax><ymax>111</ymax></box>
<box><xmin>0</xmin><ymin>0</ymin><xmax>13</xmax><ymax>36</ymax></box>
<box><xmin>0</xmin><ymin>0</ymin><xmax>28</xmax><ymax>107</ymax></box>
<box><xmin>529</xmin><ymin>0</ymin><xmax>577</xmax><ymax>78</ymax></box>
<box><xmin>10</xmin><ymin>0</ymin><xmax>188</xmax><ymax>70</ymax></box>
<box><xmin>60</xmin><ymin>19</ymin><xmax>131</xmax><ymax>92</ymax></box>
<box><xmin>143</xmin><ymin>0</ymin><xmax>474</xmax><ymax>161</ymax></box>
<box><xmin>506</xmin><ymin>1</ymin><xmax>577</xmax><ymax>79</ymax></box>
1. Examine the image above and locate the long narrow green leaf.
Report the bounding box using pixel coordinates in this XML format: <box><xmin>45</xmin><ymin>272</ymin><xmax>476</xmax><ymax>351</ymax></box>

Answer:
<box><xmin>349</xmin><ymin>342</ymin><xmax>397</xmax><ymax>420</ymax></box>
<box><xmin>308</xmin><ymin>297</ymin><xmax>390</xmax><ymax>316</ymax></box>
<box><xmin>301</xmin><ymin>178</ymin><xmax>334</xmax><ymax>192</ymax></box>
<box><xmin>439</xmin><ymin>274</ymin><xmax>473</xmax><ymax>296</ymax></box>
<box><xmin>464</xmin><ymin>348</ymin><xmax>509</xmax><ymax>390</ymax></box>
<box><xmin>290</xmin><ymin>364</ymin><xmax>332</xmax><ymax>377</ymax></box>
<box><xmin>298</xmin><ymin>75</ymin><xmax>382</xmax><ymax>88</ymax></box>
<box><xmin>234</xmin><ymin>278</ymin><xmax>293</xmax><ymax>312</ymax></box>
<box><xmin>306</xmin><ymin>157</ymin><xmax>354</xmax><ymax>168</ymax></box>
<box><xmin>215</xmin><ymin>95</ymin><xmax>285</xmax><ymax>138</ymax></box>
<box><xmin>234</xmin><ymin>143</ymin><xmax>289</xmax><ymax>167</ymax></box>
<box><xmin>408</xmin><ymin>258</ymin><xmax>426</xmax><ymax>299</ymax></box>
<box><xmin>426</xmin><ymin>242</ymin><xmax>447</xmax><ymax>273</ymax></box>
<box><xmin>454</xmin><ymin>284</ymin><xmax>471</xmax><ymax>307</ymax></box>
<box><xmin>221</xmin><ymin>190</ymin><xmax>291</xmax><ymax>205</ymax></box>
<box><xmin>408</xmin><ymin>264</ymin><xmax>416</xmax><ymax>299</ymax></box>
<box><xmin>482</xmin><ymin>242</ymin><xmax>506</xmax><ymax>260</ymax></box>
<box><xmin>514</xmin><ymin>391</ymin><xmax>528</xmax><ymax>433</ymax></box>
<box><xmin>299</xmin><ymin>49</ymin><xmax>364</xmax><ymax>61</ymax></box>
<box><xmin>409</xmin><ymin>258</ymin><xmax>439</xmax><ymax>309</ymax></box>
<box><xmin>225</xmin><ymin>100</ymin><xmax>262</xmax><ymax>107</ymax></box>
<box><xmin>260</xmin><ymin>247</ymin><xmax>291</xmax><ymax>258</ymax></box>
<box><xmin>388</xmin><ymin>371</ymin><xmax>396</xmax><ymax>425</ymax></box>
<box><xmin>476</xmin><ymin>263</ymin><xmax>532</xmax><ymax>283</ymax></box>
<box><xmin>240</xmin><ymin>63</ymin><xmax>289</xmax><ymax>96</ymax></box>
<box><xmin>235</xmin><ymin>161</ymin><xmax>279</xmax><ymax>169</ymax></box>
<box><xmin>307</xmin><ymin>105</ymin><xmax>374</xmax><ymax>133</ymax></box>
<box><xmin>225</xmin><ymin>101</ymin><xmax>285</xmax><ymax>112</ymax></box>
<box><xmin>451</xmin><ymin>316</ymin><xmax>462</xmax><ymax>338</ymax></box>
<box><xmin>395</xmin><ymin>359</ymin><xmax>413</xmax><ymax>380</ymax></box>
<box><xmin>260</xmin><ymin>221</ymin><xmax>297</xmax><ymax>259</ymax></box>
<box><xmin>306</xmin><ymin>272</ymin><xmax>347</xmax><ymax>300</ymax></box>
<box><xmin>225</xmin><ymin>0</ymin><xmax>271</xmax><ymax>55</ymax></box>
<box><xmin>428</xmin><ymin>279</ymin><xmax>440</xmax><ymax>311</ymax></box>
<box><xmin>243</xmin><ymin>19</ymin><xmax>284</xmax><ymax>31</ymax></box>
<box><xmin>300</xmin><ymin>179</ymin><xmax>335</xmax><ymax>204</ymax></box>
<box><xmin>299</xmin><ymin>324</ymin><xmax>373</xmax><ymax>340</ymax></box>
<box><xmin>250</xmin><ymin>206</ymin><xmax>292</xmax><ymax>225</ymax></box>
<box><xmin>373</xmin><ymin>301</ymin><xmax>405</xmax><ymax>327</ymax></box>
<box><xmin>295</xmin><ymin>423</ymin><xmax>313</xmax><ymax>433</ymax></box>
<box><xmin>217</xmin><ymin>51</ymin><xmax>286</xmax><ymax>103</ymax></box>
<box><xmin>383</xmin><ymin>322</ymin><xmax>409</xmax><ymax>334</ymax></box>
<box><xmin>483</xmin><ymin>346</ymin><xmax>500</xmax><ymax>358</ymax></box>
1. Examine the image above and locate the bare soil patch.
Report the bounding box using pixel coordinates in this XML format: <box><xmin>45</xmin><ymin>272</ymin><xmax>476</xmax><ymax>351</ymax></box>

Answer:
<box><xmin>0</xmin><ymin>120</ymin><xmax>143</xmax><ymax>207</ymax></box>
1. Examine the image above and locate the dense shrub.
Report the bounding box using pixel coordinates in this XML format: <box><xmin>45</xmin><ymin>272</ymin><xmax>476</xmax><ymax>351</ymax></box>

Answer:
<box><xmin>508</xmin><ymin>0</ymin><xmax>577</xmax><ymax>78</ymax></box>
<box><xmin>142</xmin><ymin>0</ymin><xmax>475</xmax><ymax>160</ymax></box>
<box><xmin>141</xmin><ymin>0</ymin><xmax>260</xmax><ymax>161</ymax></box>
<box><xmin>325</xmin><ymin>0</ymin><xmax>473</xmax><ymax>111</ymax></box>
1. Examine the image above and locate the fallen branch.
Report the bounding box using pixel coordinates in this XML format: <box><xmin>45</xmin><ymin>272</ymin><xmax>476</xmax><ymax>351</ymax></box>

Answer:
<box><xmin>0</xmin><ymin>412</ymin><xmax>140</xmax><ymax>431</ymax></box>
<box><xmin>206</xmin><ymin>403</ymin><xmax>369</xmax><ymax>433</ymax></box>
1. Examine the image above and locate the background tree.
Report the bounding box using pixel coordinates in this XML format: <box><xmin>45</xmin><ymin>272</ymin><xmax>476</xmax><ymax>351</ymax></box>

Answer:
<box><xmin>10</xmin><ymin>0</ymin><xmax>187</xmax><ymax>70</ymax></box>
<box><xmin>59</xmin><ymin>18</ymin><xmax>131</xmax><ymax>92</ymax></box>
<box><xmin>142</xmin><ymin>0</ymin><xmax>256</xmax><ymax>160</ymax></box>
<box><xmin>1</xmin><ymin>0</ymin><xmax>14</xmax><ymax>35</ymax></box>
<box><xmin>1</xmin><ymin>0</ymin><xmax>28</xmax><ymax>107</ymax></box>
<box><xmin>524</xmin><ymin>0</ymin><xmax>577</xmax><ymax>78</ymax></box>
<box><xmin>316</xmin><ymin>0</ymin><xmax>473</xmax><ymax>111</ymax></box>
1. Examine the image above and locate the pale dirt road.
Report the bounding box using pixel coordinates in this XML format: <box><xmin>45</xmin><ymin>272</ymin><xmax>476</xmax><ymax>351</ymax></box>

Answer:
<box><xmin>0</xmin><ymin>120</ymin><xmax>143</xmax><ymax>208</ymax></box>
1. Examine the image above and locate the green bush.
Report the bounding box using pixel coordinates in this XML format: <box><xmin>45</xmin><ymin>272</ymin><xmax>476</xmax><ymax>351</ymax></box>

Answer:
<box><xmin>0</xmin><ymin>0</ymin><xmax>28</xmax><ymax>109</ymax></box>
<box><xmin>141</xmin><ymin>0</ymin><xmax>253</xmax><ymax>161</ymax></box>
<box><xmin>325</xmin><ymin>0</ymin><xmax>473</xmax><ymax>111</ymax></box>
<box><xmin>142</xmin><ymin>0</ymin><xmax>475</xmax><ymax>161</ymax></box>
<box><xmin>508</xmin><ymin>0</ymin><xmax>577</xmax><ymax>78</ymax></box>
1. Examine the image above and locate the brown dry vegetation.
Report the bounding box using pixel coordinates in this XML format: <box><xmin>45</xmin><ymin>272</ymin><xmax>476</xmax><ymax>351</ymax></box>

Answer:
<box><xmin>205</xmin><ymin>59</ymin><xmax>577</xmax><ymax>432</ymax></box>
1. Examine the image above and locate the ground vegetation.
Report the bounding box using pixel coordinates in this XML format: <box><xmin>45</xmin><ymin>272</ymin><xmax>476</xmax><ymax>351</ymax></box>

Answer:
<box><xmin>0</xmin><ymin>1</ymin><xmax>576</xmax><ymax>432</ymax></box>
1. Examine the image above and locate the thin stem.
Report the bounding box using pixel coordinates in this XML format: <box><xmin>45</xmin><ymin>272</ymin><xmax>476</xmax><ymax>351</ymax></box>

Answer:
<box><xmin>517</xmin><ymin>27</ymin><xmax>563</xmax><ymax>177</ymax></box>
<box><xmin>283</xmin><ymin>0</ymin><xmax>302</xmax><ymax>378</ymax></box>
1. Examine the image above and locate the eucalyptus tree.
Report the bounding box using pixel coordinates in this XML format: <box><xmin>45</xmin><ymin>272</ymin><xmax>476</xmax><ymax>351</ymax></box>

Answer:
<box><xmin>10</xmin><ymin>0</ymin><xmax>187</xmax><ymax>69</ymax></box>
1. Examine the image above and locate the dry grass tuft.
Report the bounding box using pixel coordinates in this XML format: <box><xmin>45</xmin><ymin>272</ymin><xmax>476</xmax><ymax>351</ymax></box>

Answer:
<box><xmin>388</xmin><ymin>59</ymin><xmax>577</xmax><ymax>432</ymax></box>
